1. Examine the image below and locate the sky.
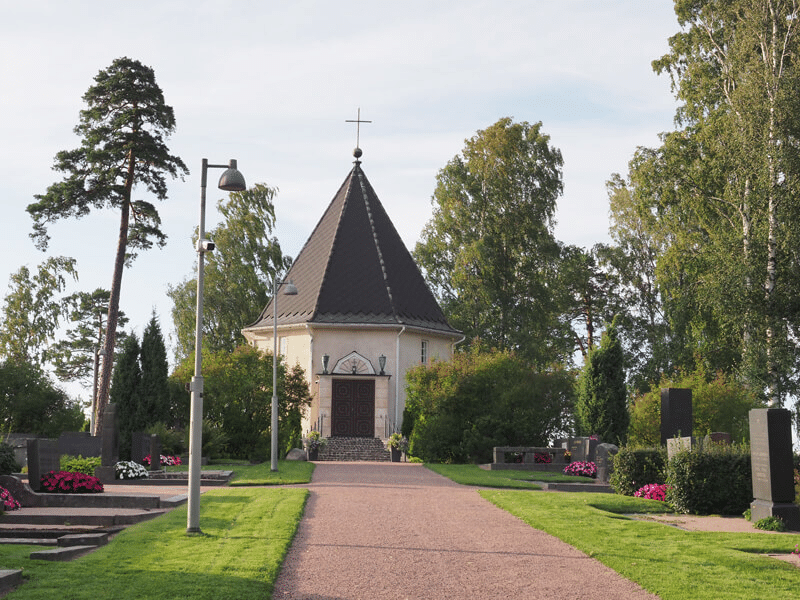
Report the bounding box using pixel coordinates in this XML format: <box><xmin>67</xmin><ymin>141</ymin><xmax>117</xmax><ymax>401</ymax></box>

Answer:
<box><xmin>0</xmin><ymin>1</ymin><xmax>681</xmax><ymax>398</ymax></box>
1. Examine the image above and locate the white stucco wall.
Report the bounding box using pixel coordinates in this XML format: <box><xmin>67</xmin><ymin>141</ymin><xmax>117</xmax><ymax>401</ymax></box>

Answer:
<box><xmin>244</xmin><ymin>323</ymin><xmax>458</xmax><ymax>438</ymax></box>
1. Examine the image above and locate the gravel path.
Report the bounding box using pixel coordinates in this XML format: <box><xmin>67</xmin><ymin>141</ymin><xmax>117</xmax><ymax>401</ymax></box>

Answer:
<box><xmin>273</xmin><ymin>462</ymin><xmax>659</xmax><ymax>599</ymax></box>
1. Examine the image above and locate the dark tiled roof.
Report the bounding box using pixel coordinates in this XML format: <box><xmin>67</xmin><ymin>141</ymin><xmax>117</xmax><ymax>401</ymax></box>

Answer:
<box><xmin>245</xmin><ymin>160</ymin><xmax>460</xmax><ymax>336</ymax></box>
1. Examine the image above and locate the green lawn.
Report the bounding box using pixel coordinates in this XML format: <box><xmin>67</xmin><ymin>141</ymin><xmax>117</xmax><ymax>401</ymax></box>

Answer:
<box><xmin>165</xmin><ymin>460</ymin><xmax>315</xmax><ymax>485</ymax></box>
<box><xmin>425</xmin><ymin>463</ymin><xmax>592</xmax><ymax>489</ymax></box>
<box><xmin>0</xmin><ymin>487</ymin><xmax>308</xmax><ymax>599</ymax></box>
<box><xmin>483</xmin><ymin>490</ymin><xmax>800</xmax><ymax>600</ymax></box>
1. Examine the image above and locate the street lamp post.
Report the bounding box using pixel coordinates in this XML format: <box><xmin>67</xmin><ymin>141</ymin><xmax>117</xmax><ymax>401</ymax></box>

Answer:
<box><xmin>272</xmin><ymin>276</ymin><xmax>297</xmax><ymax>472</ymax></box>
<box><xmin>187</xmin><ymin>158</ymin><xmax>246</xmax><ymax>535</ymax></box>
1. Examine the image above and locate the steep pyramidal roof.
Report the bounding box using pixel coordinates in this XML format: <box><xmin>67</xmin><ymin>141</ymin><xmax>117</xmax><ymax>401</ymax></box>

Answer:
<box><xmin>246</xmin><ymin>158</ymin><xmax>459</xmax><ymax>335</ymax></box>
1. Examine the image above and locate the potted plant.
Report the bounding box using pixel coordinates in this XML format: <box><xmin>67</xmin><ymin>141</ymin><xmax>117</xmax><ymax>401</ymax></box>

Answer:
<box><xmin>386</xmin><ymin>433</ymin><xmax>408</xmax><ymax>462</ymax></box>
<box><xmin>303</xmin><ymin>431</ymin><xmax>326</xmax><ymax>461</ymax></box>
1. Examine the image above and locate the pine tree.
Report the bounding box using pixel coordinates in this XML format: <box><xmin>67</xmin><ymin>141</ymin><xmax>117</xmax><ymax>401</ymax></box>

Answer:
<box><xmin>575</xmin><ymin>316</ymin><xmax>628</xmax><ymax>445</ymax></box>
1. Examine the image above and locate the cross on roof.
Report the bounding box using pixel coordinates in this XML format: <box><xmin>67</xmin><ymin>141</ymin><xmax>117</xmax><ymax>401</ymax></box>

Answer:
<box><xmin>346</xmin><ymin>107</ymin><xmax>372</xmax><ymax>149</ymax></box>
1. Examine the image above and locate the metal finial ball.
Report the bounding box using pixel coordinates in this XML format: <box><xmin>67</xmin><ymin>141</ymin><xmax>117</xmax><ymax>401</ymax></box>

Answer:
<box><xmin>353</xmin><ymin>147</ymin><xmax>363</xmax><ymax>158</ymax></box>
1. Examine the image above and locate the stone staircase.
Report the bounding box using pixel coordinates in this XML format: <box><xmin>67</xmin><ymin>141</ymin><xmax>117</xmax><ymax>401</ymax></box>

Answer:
<box><xmin>317</xmin><ymin>437</ymin><xmax>390</xmax><ymax>461</ymax></box>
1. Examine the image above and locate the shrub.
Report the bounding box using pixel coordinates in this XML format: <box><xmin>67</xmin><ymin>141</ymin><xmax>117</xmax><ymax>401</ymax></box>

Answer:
<box><xmin>609</xmin><ymin>447</ymin><xmax>668</xmax><ymax>496</ymax></box>
<box><xmin>564</xmin><ymin>461</ymin><xmax>597</xmax><ymax>478</ymax></box>
<box><xmin>145</xmin><ymin>423</ymin><xmax>185</xmax><ymax>456</ymax></box>
<box><xmin>754</xmin><ymin>516</ymin><xmax>787</xmax><ymax>532</ymax></box>
<box><xmin>627</xmin><ymin>368</ymin><xmax>763</xmax><ymax>446</ymax></box>
<box><xmin>0</xmin><ymin>442</ymin><xmax>20</xmax><ymax>475</ymax></box>
<box><xmin>115</xmin><ymin>461</ymin><xmax>148</xmax><ymax>480</ymax></box>
<box><xmin>40</xmin><ymin>470</ymin><xmax>103</xmax><ymax>493</ymax></box>
<box><xmin>404</xmin><ymin>349</ymin><xmax>575</xmax><ymax>463</ymax></box>
<box><xmin>666</xmin><ymin>443</ymin><xmax>751</xmax><ymax>515</ymax></box>
<box><xmin>60</xmin><ymin>455</ymin><xmax>102</xmax><ymax>476</ymax></box>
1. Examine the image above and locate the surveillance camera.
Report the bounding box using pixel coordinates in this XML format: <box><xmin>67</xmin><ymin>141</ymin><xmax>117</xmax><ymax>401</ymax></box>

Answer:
<box><xmin>197</xmin><ymin>239</ymin><xmax>215</xmax><ymax>252</ymax></box>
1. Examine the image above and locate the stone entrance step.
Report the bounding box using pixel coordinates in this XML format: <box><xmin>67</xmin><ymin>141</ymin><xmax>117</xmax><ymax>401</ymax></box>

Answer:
<box><xmin>317</xmin><ymin>437</ymin><xmax>391</xmax><ymax>462</ymax></box>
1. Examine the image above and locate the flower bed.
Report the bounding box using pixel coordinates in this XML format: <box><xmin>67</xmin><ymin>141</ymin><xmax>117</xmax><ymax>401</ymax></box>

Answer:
<box><xmin>142</xmin><ymin>454</ymin><xmax>182</xmax><ymax>467</ymax></box>
<box><xmin>563</xmin><ymin>461</ymin><xmax>597</xmax><ymax>478</ymax></box>
<box><xmin>115</xmin><ymin>460</ymin><xmax>149</xmax><ymax>480</ymax></box>
<box><xmin>40</xmin><ymin>470</ymin><xmax>103</xmax><ymax>494</ymax></box>
<box><xmin>534</xmin><ymin>452</ymin><xmax>552</xmax><ymax>464</ymax></box>
<box><xmin>634</xmin><ymin>483</ymin><xmax>670</xmax><ymax>502</ymax></box>
<box><xmin>0</xmin><ymin>486</ymin><xmax>20</xmax><ymax>511</ymax></box>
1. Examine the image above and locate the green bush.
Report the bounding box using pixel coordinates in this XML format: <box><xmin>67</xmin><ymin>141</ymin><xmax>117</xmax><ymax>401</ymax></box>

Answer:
<box><xmin>404</xmin><ymin>349</ymin><xmax>575</xmax><ymax>463</ymax></box>
<box><xmin>754</xmin><ymin>516</ymin><xmax>787</xmax><ymax>531</ymax></box>
<box><xmin>60</xmin><ymin>454</ymin><xmax>102</xmax><ymax>476</ymax></box>
<box><xmin>609</xmin><ymin>447</ymin><xmax>667</xmax><ymax>496</ymax></box>
<box><xmin>145</xmin><ymin>422</ymin><xmax>185</xmax><ymax>456</ymax></box>
<box><xmin>0</xmin><ymin>442</ymin><xmax>20</xmax><ymax>475</ymax></box>
<box><xmin>666</xmin><ymin>443</ymin><xmax>751</xmax><ymax>515</ymax></box>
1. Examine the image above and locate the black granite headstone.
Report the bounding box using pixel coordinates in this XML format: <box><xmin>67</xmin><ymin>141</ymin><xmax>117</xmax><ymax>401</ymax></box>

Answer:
<box><xmin>660</xmin><ymin>388</ymin><xmax>693</xmax><ymax>445</ymax></box>
<box><xmin>131</xmin><ymin>432</ymin><xmax>151</xmax><ymax>465</ymax></box>
<box><xmin>57</xmin><ymin>432</ymin><xmax>102</xmax><ymax>458</ymax></box>
<box><xmin>749</xmin><ymin>408</ymin><xmax>800</xmax><ymax>530</ymax></box>
<box><xmin>26</xmin><ymin>439</ymin><xmax>59</xmax><ymax>492</ymax></box>
<box><xmin>149</xmin><ymin>435</ymin><xmax>162</xmax><ymax>472</ymax></box>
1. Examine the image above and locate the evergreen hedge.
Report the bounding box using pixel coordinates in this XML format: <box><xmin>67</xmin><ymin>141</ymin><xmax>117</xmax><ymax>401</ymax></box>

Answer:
<box><xmin>609</xmin><ymin>447</ymin><xmax>668</xmax><ymax>496</ymax></box>
<box><xmin>666</xmin><ymin>443</ymin><xmax>752</xmax><ymax>515</ymax></box>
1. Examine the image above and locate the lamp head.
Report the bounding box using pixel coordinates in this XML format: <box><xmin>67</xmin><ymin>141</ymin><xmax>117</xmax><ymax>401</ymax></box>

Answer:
<box><xmin>283</xmin><ymin>280</ymin><xmax>298</xmax><ymax>296</ymax></box>
<box><xmin>218</xmin><ymin>159</ymin><xmax>246</xmax><ymax>192</ymax></box>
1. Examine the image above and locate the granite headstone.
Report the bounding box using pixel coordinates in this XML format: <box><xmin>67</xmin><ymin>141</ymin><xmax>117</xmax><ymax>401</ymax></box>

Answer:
<box><xmin>660</xmin><ymin>388</ymin><xmax>693</xmax><ymax>445</ymax></box>
<box><xmin>26</xmin><ymin>438</ymin><xmax>59</xmax><ymax>492</ymax></box>
<box><xmin>595</xmin><ymin>443</ymin><xmax>619</xmax><ymax>483</ymax></box>
<box><xmin>149</xmin><ymin>435</ymin><xmax>162</xmax><ymax>472</ymax></box>
<box><xmin>749</xmin><ymin>408</ymin><xmax>800</xmax><ymax>530</ymax></box>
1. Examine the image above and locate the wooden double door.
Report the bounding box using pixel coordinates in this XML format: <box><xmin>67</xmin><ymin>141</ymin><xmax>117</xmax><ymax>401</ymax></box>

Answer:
<box><xmin>331</xmin><ymin>379</ymin><xmax>375</xmax><ymax>437</ymax></box>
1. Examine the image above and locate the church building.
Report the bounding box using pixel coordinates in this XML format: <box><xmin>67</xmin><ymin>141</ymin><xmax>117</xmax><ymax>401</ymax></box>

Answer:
<box><xmin>242</xmin><ymin>148</ymin><xmax>462</xmax><ymax>450</ymax></box>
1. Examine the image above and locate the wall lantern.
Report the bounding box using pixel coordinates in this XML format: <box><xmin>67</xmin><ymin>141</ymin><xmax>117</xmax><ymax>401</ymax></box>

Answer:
<box><xmin>378</xmin><ymin>354</ymin><xmax>386</xmax><ymax>375</ymax></box>
<box><xmin>322</xmin><ymin>354</ymin><xmax>330</xmax><ymax>374</ymax></box>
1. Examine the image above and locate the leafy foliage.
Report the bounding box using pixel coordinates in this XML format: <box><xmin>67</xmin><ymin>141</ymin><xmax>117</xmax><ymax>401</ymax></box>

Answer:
<box><xmin>627</xmin><ymin>367</ymin><xmax>764</xmax><ymax>446</ymax></box>
<box><xmin>404</xmin><ymin>348</ymin><xmax>574</xmax><ymax>463</ymax></box>
<box><xmin>575</xmin><ymin>316</ymin><xmax>628</xmax><ymax>445</ymax></box>
<box><xmin>50</xmin><ymin>288</ymin><xmax>128</xmax><ymax>386</ymax></box>
<box><xmin>171</xmin><ymin>345</ymin><xmax>311</xmax><ymax>461</ymax></box>
<box><xmin>0</xmin><ymin>443</ymin><xmax>20</xmax><ymax>475</ymax></box>
<box><xmin>414</xmin><ymin>118</ymin><xmax>569</xmax><ymax>366</ymax></box>
<box><xmin>60</xmin><ymin>455</ymin><xmax>102</xmax><ymax>475</ymax></box>
<box><xmin>609</xmin><ymin>447</ymin><xmax>668</xmax><ymax>496</ymax></box>
<box><xmin>0</xmin><ymin>257</ymin><xmax>78</xmax><ymax>364</ymax></box>
<box><xmin>666</xmin><ymin>443</ymin><xmax>752</xmax><ymax>515</ymax></box>
<box><xmin>168</xmin><ymin>183</ymin><xmax>289</xmax><ymax>361</ymax></box>
<box><xmin>0</xmin><ymin>360</ymin><xmax>85</xmax><ymax>436</ymax></box>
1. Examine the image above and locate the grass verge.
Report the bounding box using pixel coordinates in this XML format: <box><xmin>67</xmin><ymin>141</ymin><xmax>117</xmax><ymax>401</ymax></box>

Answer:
<box><xmin>425</xmin><ymin>463</ymin><xmax>592</xmax><ymax>489</ymax></box>
<box><xmin>0</xmin><ymin>487</ymin><xmax>308</xmax><ymax>599</ymax></box>
<box><xmin>165</xmin><ymin>460</ymin><xmax>315</xmax><ymax>485</ymax></box>
<box><xmin>482</xmin><ymin>490</ymin><xmax>800</xmax><ymax>600</ymax></box>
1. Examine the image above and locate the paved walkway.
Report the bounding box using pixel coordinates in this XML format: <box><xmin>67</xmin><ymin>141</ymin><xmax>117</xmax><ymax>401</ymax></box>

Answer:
<box><xmin>272</xmin><ymin>462</ymin><xmax>658</xmax><ymax>599</ymax></box>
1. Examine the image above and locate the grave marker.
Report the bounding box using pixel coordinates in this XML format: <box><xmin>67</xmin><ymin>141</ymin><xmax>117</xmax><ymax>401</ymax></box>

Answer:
<box><xmin>749</xmin><ymin>408</ymin><xmax>800</xmax><ymax>530</ymax></box>
<box><xmin>660</xmin><ymin>388</ymin><xmax>692</xmax><ymax>445</ymax></box>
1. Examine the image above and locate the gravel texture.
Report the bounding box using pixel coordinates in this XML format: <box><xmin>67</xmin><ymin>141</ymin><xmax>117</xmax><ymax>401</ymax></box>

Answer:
<box><xmin>273</xmin><ymin>462</ymin><xmax>659</xmax><ymax>599</ymax></box>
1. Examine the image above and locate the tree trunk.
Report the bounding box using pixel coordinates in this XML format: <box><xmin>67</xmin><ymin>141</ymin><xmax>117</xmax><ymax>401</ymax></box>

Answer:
<box><xmin>94</xmin><ymin>150</ymin><xmax>135</xmax><ymax>435</ymax></box>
